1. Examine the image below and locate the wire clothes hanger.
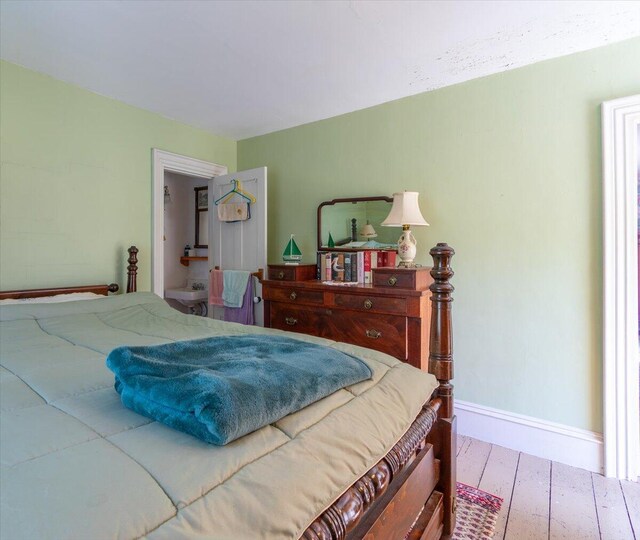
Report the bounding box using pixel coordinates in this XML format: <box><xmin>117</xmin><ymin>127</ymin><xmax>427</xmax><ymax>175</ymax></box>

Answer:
<box><xmin>214</xmin><ymin>179</ymin><xmax>257</xmax><ymax>205</ymax></box>
<box><xmin>234</xmin><ymin>180</ymin><xmax>257</xmax><ymax>203</ymax></box>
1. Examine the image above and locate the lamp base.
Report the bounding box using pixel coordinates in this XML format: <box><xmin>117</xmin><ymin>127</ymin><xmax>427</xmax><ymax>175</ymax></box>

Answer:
<box><xmin>397</xmin><ymin>226</ymin><xmax>417</xmax><ymax>267</ymax></box>
<box><xmin>397</xmin><ymin>260</ymin><xmax>418</xmax><ymax>268</ymax></box>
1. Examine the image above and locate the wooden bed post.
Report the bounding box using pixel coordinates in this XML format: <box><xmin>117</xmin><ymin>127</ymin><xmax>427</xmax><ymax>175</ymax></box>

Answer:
<box><xmin>428</xmin><ymin>243</ymin><xmax>455</xmax><ymax>418</ymax></box>
<box><xmin>428</xmin><ymin>242</ymin><xmax>456</xmax><ymax>539</ymax></box>
<box><xmin>126</xmin><ymin>246</ymin><xmax>138</xmax><ymax>293</ymax></box>
<box><xmin>300</xmin><ymin>242</ymin><xmax>457</xmax><ymax>540</ymax></box>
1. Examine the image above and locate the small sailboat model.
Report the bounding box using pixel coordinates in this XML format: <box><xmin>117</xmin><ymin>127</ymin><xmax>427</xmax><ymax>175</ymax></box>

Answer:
<box><xmin>282</xmin><ymin>234</ymin><xmax>302</xmax><ymax>263</ymax></box>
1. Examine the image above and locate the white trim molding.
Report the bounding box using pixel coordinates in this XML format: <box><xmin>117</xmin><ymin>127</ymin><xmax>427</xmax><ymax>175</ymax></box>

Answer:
<box><xmin>602</xmin><ymin>95</ymin><xmax>640</xmax><ymax>481</ymax></box>
<box><xmin>152</xmin><ymin>149</ymin><xmax>227</xmax><ymax>297</ymax></box>
<box><xmin>456</xmin><ymin>400</ymin><xmax>603</xmax><ymax>473</ymax></box>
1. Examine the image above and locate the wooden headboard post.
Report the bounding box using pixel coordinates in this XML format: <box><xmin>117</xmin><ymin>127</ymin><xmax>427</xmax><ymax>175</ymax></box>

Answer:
<box><xmin>428</xmin><ymin>243</ymin><xmax>455</xmax><ymax>419</ymax></box>
<box><xmin>126</xmin><ymin>246</ymin><xmax>139</xmax><ymax>293</ymax></box>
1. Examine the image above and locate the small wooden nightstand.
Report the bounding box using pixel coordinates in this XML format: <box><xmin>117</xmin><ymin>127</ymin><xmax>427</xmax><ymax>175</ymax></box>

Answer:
<box><xmin>262</xmin><ymin>266</ymin><xmax>433</xmax><ymax>370</ymax></box>
<box><xmin>267</xmin><ymin>264</ymin><xmax>317</xmax><ymax>282</ymax></box>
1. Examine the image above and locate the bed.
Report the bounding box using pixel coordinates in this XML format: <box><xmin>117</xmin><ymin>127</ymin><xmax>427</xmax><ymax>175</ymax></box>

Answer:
<box><xmin>0</xmin><ymin>244</ymin><xmax>456</xmax><ymax>540</ymax></box>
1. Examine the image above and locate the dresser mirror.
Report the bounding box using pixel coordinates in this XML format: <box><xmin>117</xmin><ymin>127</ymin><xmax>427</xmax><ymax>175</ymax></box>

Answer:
<box><xmin>317</xmin><ymin>196</ymin><xmax>397</xmax><ymax>252</ymax></box>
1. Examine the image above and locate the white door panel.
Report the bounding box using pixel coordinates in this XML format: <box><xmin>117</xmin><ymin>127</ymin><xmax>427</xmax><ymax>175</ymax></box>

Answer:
<box><xmin>209</xmin><ymin>167</ymin><xmax>267</xmax><ymax>326</ymax></box>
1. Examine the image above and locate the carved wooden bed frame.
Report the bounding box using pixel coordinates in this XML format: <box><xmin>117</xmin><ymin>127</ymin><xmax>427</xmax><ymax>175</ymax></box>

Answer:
<box><xmin>0</xmin><ymin>243</ymin><xmax>456</xmax><ymax>540</ymax></box>
<box><xmin>0</xmin><ymin>246</ymin><xmax>139</xmax><ymax>300</ymax></box>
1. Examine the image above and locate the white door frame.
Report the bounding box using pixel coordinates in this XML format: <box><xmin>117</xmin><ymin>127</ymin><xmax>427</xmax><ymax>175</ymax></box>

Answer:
<box><xmin>602</xmin><ymin>95</ymin><xmax>640</xmax><ymax>480</ymax></box>
<box><xmin>152</xmin><ymin>149</ymin><xmax>227</xmax><ymax>297</ymax></box>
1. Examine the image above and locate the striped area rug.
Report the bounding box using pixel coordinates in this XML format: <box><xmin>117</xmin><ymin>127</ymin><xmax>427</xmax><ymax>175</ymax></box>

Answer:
<box><xmin>453</xmin><ymin>483</ymin><xmax>503</xmax><ymax>539</ymax></box>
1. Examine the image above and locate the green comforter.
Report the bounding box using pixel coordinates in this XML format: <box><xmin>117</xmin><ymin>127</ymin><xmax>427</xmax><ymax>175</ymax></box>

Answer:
<box><xmin>0</xmin><ymin>292</ymin><xmax>438</xmax><ymax>539</ymax></box>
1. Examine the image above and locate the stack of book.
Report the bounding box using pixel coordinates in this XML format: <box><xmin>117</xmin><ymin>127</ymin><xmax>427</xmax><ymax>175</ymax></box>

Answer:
<box><xmin>316</xmin><ymin>251</ymin><xmax>397</xmax><ymax>283</ymax></box>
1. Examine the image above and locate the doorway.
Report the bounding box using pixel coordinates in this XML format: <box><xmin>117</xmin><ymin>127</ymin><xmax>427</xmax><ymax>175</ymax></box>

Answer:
<box><xmin>152</xmin><ymin>149</ymin><xmax>227</xmax><ymax>298</ymax></box>
<box><xmin>162</xmin><ymin>171</ymin><xmax>209</xmax><ymax>315</ymax></box>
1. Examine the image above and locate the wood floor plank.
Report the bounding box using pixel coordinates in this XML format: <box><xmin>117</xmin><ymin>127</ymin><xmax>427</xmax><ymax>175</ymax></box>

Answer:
<box><xmin>457</xmin><ymin>434</ymin><xmax>470</xmax><ymax>457</ymax></box>
<box><xmin>549</xmin><ymin>462</ymin><xmax>599</xmax><ymax>539</ymax></box>
<box><xmin>460</xmin><ymin>437</ymin><xmax>640</xmax><ymax>540</ymax></box>
<box><xmin>620</xmin><ymin>478</ymin><xmax>640</xmax><ymax>538</ymax></box>
<box><xmin>478</xmin><ymin>444</ymin><xmax>519</xmax><ymax>540</ymax></box>
<box><xmin>504</xmin><ymin>453</ymin><xmax>551</xmax><ymax>540</ymax></box>
<box><xmin>457</xmin><ymin>437</ymin><xmax>492</xmax><ymax>487</ymax></box>
<box><xmin>592</xmin><ymin>473</ymin><xmax>635</xmax><ymax>539</ymax></box>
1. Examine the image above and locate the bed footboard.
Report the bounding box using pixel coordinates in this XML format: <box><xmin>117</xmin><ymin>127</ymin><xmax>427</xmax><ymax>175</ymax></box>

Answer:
<box><xmin>427</xmin><ymin>243</ymin><xmax>456</xmax><ymax>537</ymax></box>
<box><xmin>302</xmin><ymin>401</ymin><xmax>440</xmax><ymax>539</ymax></box>
<box><xmin>302</xmin><ymin>243</ymin><xmax>456</xmax><ymax>540</ymax></box>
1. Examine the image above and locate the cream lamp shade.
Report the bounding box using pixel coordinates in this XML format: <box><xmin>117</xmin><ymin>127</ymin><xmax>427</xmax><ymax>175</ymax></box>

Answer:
<box><xmin>381</xmin><ymin>192</ymin><xmax>429</xmax><ymax>227</ymax></box>
<box><xmin>360</xmin><ymin>222</ymin><xmax>377</xmax><ymax>238</ymax></box>
<box><xmin>381</xmin><ymin>191</ymin><xmax>429</xmax><ymax>267</ymax></box>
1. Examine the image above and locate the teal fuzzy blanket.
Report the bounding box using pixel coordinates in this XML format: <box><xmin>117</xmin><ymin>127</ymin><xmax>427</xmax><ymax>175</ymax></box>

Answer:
<box><xmin>106</xmin><ymin>335</ymin><xmax>371</xmax><ymax>445</ymax></box>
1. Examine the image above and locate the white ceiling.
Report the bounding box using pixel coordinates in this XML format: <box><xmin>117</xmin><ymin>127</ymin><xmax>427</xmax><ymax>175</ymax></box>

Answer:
<box><xmin>1</xmin><ymin>1</ymin><xmax>639</xmax><ymax>140</ymax></box>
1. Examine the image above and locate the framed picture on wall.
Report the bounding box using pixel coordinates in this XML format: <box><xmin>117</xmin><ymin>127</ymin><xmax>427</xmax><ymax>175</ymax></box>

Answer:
<box><xmin>197</xmin><ymin>187</ymin><xmax>208</xmax><ymax>210</ymax></box>
<box><xmin>194</xmin><ymin>187</ymin><xmax>208</xmax><ymax>248</ymax></box>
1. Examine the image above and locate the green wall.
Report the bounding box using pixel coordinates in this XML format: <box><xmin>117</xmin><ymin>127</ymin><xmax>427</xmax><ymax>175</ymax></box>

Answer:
<box><xmin>0</xmin><ymin>60</ymin><xmax>236</xmax><ymax>292</ymax></box>
<box><xmin>2</xmin><ymin>38</ymin><xmax>638</xmax><ymax>432</ymax></box>
<box><xmin>238</xmin><ymin>38</ymin><xmax>640</xmax><ymax>432</ymax></box>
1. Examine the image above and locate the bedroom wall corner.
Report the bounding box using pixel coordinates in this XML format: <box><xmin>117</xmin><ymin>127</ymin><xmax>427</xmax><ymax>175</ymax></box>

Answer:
<box><xmin>0</xmin><ymin>60</ymin><xmax>237</xmax><ymax>292</ymax></box>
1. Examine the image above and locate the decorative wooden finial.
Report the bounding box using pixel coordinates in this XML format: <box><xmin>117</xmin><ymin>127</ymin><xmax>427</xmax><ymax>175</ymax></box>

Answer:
<box><xmin>429</xmin><ymin>242</ymin><xmax>455</xmax><ymax>418</ymax></box>
<box><xmin>126</xmin><ymin>246</ymin><xmax>138</xmax><ymax>293</ymax></box>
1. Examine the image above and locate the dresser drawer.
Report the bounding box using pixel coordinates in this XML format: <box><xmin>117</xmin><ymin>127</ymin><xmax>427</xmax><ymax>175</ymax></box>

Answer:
<box><xmin>268</xmin><ymin>264</ymin><xmax>316</xmax><ymax>281</ymax></box>
<box><xmin>269</xmin><ymin>303</ymin><xmax>322</xmax><ymax>336</ymax></box>
<box><xmin>372</xmin><ymin>267</ymin><xmax>432</xmax><ymax>291</ymax></box>
<box><xmin>265</xmin><ymin>287</ymin><xmax>324</xmax><ymax>305</ymax></box>
<box><xmin>333</xmin><ymin>292</ymin><xmax>406</xmax><ymax>315</ymax></box>
<box><xmin>329</xmin><ymin>312</ymin><xmax>407</xmax><ymax>359</ymax></box>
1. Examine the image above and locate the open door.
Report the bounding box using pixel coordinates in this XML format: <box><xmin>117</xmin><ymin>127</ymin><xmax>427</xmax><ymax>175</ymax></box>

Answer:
<box><xmin>208</xmin><ymin>167</ymin><xmax>267</xmax><ymax>325</ymax></box>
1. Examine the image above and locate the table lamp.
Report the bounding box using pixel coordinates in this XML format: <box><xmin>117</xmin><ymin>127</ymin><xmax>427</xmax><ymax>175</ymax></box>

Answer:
<box><xmin>381</xmin><ymin>191</ymin><xmax>429</xmax><ymax>267</ymax></box>
<box><xmin>360</xmin><ymin>222</ymin><xmax>378</xmax><ymax>239</ymax></box>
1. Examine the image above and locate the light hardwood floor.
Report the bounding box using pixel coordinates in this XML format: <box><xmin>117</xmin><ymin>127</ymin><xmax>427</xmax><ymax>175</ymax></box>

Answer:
<box><xmin>457</xmin><ymin>435</ymin><xmax>640</xmax><ymax>539</ymax></box>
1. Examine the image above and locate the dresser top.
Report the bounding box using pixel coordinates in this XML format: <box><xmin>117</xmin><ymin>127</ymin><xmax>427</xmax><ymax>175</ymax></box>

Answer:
<box><xmin>263</xmin><ymin>277</ymin><xmax>433</xmax><ymax>298</ymax></box>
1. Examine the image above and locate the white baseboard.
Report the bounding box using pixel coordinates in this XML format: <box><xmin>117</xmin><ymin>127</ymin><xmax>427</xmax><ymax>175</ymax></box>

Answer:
<box><xmin>456</xmin><ymin>400</ymin><xmax>604</xmax><ymax>474</ymax></box>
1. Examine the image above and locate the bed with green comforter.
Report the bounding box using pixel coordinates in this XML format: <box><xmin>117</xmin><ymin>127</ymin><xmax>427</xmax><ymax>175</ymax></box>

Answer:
<box><xmin>0</xmin><ymin>292</ymin><xmax>438</xmax><ymax>539</ymax></box>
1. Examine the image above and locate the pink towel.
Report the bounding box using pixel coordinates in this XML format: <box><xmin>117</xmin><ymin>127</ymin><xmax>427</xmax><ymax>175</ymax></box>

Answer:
<box><xmin>208</xmin><ymin>270</ymin><xmax>224</xmax><ymax>306</ymax></box>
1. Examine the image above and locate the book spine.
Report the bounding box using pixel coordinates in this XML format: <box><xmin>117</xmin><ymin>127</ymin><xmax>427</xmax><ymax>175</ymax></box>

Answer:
<box><xmin>325</xmin><ymin>253</ymin><xmax>332</xmax><ymax>281</ymax></box>
<box><xmin>316</xmin><ymin>252</ymin><xmax>322</xmax><ymax>280</ymax></box>
<box><xmin>336</xmin><ymin>253</ymin><xmax>345</xmax><ymax>281</ymax></box>
<box><xmin>371</xmin><ymin>251</ymin><xmax>378</xmax><ymax>271</ymax></box>
<box><xmin>344</xmin><ymin>253</ymin><xmax>352</xmax><ymax>282</ymax></box>
<box><xmin>350</xmin><ymin>253</ymin><xmax>357</xmax><ymax>282</ymax></box>
<box><xmin>387</xmin><ymin>251</ymin><xmax>397</xmax><ymax>268</ymax></box>
<box><xmin>357</xmin><ymin>251</ymin><xmax>365</xmax><ymax>283</ymax></box>
<box><xmin>379</xmin><ymin>251</ymin><xmax>387</xmax><ymax>268</ymax></box>
<box><xmin>364</xmin><ymin>251</ymin><xmax>372</xmax><ymax>284</ymax></box>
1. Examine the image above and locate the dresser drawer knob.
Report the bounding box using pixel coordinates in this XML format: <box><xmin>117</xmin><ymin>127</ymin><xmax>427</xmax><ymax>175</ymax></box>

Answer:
<box><xmin>388</xmin><ymin>276</ymin><xmax>398</xmax><ymax>286</ymax></box>
<box><xmin>278</xmin><ymin>271</ymin><xmax>285</xmax><ymax>279</ymax></box>
<box><xmin>290</xmin><ymin>291</ymin><xmax>297</xmax><ymax>300</ymax></box>
<box><xmin>365</xmin><ymin>329</ymin><xmax>382</xmax><ymax>339</ymax></box>
<box><xmin>285</xmin><ymin>317</ymin><xmax>298</xmax><ymax>326</ymax></box>
<box><xmin>363</xmin><ymin>299</ymin><xmax>373</xmax><ymax>310</ymax></box>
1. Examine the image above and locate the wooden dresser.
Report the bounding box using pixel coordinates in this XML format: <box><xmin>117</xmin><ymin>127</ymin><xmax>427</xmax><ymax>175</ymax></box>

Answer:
<box><xmin>262</xmin><ymin>267</ymin><xmax>433</xmax><ymax>370</ymax></box>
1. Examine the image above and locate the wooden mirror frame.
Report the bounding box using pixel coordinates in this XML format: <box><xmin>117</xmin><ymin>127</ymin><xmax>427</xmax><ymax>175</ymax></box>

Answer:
<box><xmin>194</xmin><ymin>186</ymin><xmax>208</xmax><ymax>248</ymax></box>
<box><xmin>317</xmin><ymin>196</ymin><xmax>394</xmax><ymax>252</ymax></box>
